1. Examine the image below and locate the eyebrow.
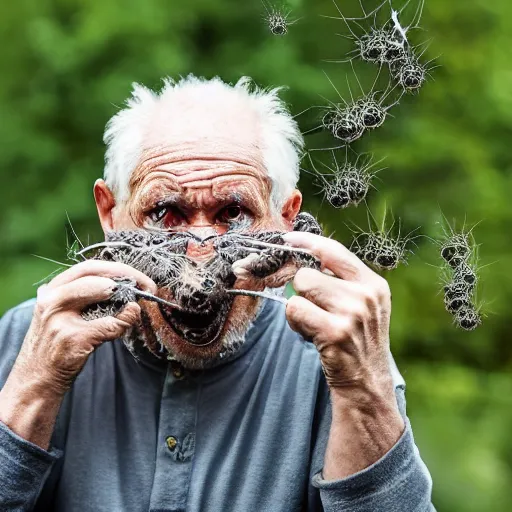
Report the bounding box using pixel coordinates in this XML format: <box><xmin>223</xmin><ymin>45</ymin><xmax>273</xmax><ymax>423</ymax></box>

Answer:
<box><xmin>140</xmin><ymin>190</ymin><xmax>259</xmax><ymax>215</ymax></box>
<box><xmin>212</xmin><ymin>190</ymin><xmax>265</xmax><ymax>214</ymax></box>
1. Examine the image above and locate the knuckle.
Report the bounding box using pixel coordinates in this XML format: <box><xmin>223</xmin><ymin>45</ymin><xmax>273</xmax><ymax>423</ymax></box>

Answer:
<box><xmin>351</xmin><ymin>302</ymin><xmax>369</xmax><ymax>321</ymax></box>
<box><xmin>72</xmin><ymin>331</ymin><xmax>88</xmax><ymax>347</ymax></box>
<box><xmin>349</xmin><ymin>314</ymin><xmax>363</xmax><ymax>332</ymax></box>
<box><xmin>47</xmin><ymin>317</ymin><xmax>72</xmax><ymax>342</ymax></box>
<box><xmin>285</xmin><ymin>295</ymin><xmax>303</xmax><ymax>319</ymax></box>
<box><xmin>95</xmin><ymin>319</ymin><xmax>126</xmax><ymax>340</ymax></box>
<box><xmin>105</xmin><ymin>319</ymin><xmax>123</xmax><ymax>336</ymax></box>
<box><xmin>360</xmin><ymin>287</ymin><xmax>378</xmax><ymax>309</ymax></box>
<box><xmin>35</xmin><ymin>289</ymin><xmax>57</xmax><ymax>316</ymax></box>
<box><xmin>332</xmin><ymin>318</ymin><xmax>350</xmax><ymax>341</ymax></box>
<box><xmin>374</xmin><ymin>277</ymin><xmax>391</xmax><ymax>301</ymax></box>
<box><xmin>293</xmin><ymin>267</ymin><xmax>316</xmax><ymax>293</ymax></box>
<box><xmin>119</xmin><ymin>303</ymin><xmax>141</xmax><ymax>325</ymax></box>
<box><xmin>292</xmin><ymin>269</ymin><xmax>307</xmax><ymax>291</ymax></box>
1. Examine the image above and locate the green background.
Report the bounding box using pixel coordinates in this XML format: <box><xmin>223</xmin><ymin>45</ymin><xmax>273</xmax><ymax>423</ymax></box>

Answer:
<box><xmin>0</xmin><ymin>0</ymin><xmax>511</xmax><ymax>509</ymax></box>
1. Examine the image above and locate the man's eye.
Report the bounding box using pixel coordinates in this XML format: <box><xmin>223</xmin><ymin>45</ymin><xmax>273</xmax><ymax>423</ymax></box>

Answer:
<box><xmin>218</xmin><ymin>205</ymin><xmax>243</xmax><ymax>222</ymax></box>
<box><xmin>147</xmin><ymin>203</ymin><xmax>184</xmax><ymax>228</ymax></box>
<box><xmin>150</xmin><ymin>206</ymin><xmax>168</xmax><ymax>223</ymax></box>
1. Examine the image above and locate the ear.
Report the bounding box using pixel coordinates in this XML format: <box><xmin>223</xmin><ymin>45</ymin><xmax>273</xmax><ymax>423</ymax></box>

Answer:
<box><xmin>281</xmin><ymin>189</ymin><xmax>302</xmax><ymax>228</ymax></box>
<box><xmin>93</xmin><ymin>179</ymin><xmax>116</xmax><ymax>233</ymax></box>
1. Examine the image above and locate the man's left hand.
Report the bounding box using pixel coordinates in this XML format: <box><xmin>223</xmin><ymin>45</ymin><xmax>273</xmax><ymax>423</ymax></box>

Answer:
<box><xmin>284</xmin><ymin>231</ymin><xmax>393</xmax><ymax>394</ymax></box>
<box><xmin>283</xmin><ymin>230</ymin><xmax>405</xmax><ymax>478</ymax></box>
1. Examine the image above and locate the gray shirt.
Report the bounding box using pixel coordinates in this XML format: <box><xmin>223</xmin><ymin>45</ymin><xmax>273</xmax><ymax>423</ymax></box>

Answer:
<box><xmin>0</xmin><ymin>299</ymin><xmax>435</xmax><ymax>512</ymax></box>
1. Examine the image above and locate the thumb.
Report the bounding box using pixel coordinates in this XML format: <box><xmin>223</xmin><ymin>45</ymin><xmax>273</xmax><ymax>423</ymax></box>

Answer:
<box><xmin>87</xmin><ymin>302</ymin><xmax>141</xmax><ymax>343</ymax></box>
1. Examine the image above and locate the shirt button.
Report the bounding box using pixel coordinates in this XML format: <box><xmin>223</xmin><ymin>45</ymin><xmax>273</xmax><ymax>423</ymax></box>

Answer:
<box><xmin>166</xmin><ymin>436</ymin><xmax>178</xmax><ymax>451</ymax></box>
<box><xmin>170</xmin><ymin>361</ymin><xmax>185</xmax><ymax>380</ymax></box>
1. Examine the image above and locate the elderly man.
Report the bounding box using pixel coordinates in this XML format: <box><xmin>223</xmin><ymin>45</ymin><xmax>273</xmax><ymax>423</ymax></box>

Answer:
<box><xmin>0</xmin><ymin>75</ymin><xmax>434</xmax><ymax>511</ymax></box>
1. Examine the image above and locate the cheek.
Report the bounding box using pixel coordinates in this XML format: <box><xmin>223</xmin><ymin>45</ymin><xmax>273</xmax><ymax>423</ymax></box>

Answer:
<box><xmin>111</xmin><ymin>205</ymin><xmax>139</xmax><ymax>230</ymax></box>
<box><xmin>252</xmin><ymin>210</ymin><xmax>288</xmax><ymax>232</ymax></box>
<box><xmin>225</xmin><ymin>295</ymin><xmax>260</xmax><ymax>328</ymax></box>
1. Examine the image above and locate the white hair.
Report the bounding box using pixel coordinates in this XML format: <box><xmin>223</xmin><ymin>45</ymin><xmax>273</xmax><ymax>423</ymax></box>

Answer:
<box><xmin>103</xmin><ymin>74</ymin><xmax>304</xmax><ymax>210</ymax></box>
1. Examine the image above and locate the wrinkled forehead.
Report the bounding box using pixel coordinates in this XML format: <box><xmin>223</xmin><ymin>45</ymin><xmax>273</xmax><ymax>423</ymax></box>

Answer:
<box><xmin>137</xmin><ymin>87</ymin><xmax>265</xmax><ymax>171</ymax></box>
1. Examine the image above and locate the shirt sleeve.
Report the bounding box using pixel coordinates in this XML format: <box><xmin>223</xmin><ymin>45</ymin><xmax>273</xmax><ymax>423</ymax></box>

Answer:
<box><xmin>0</xmin><ymin>302</ymin><xmax>64</xmax><ymax>511</ymax></box>
<box><xmin>0</xmin><ymin>421</ymin><xmax>62</xmax><ymax>511</ymax></box>
<box><xmin>309</xmin><ymin>352</ymin><xmax>436</xmax><ymax>512</ymax></box>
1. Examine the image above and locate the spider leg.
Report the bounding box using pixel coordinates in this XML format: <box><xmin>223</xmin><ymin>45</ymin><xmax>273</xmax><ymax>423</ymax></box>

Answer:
<box><xmin>323</xmin><ymin>70</ymin><xmax>350</xmax><ymax>107</ymax></box>
<box><xmin>322</xmin><ymin>0</ymin><xmax>359</xmax><ymax>39</ymax></box>
<box><xmin>336</xmin><ymin>33</ymin><xmax>357</xmax><ymax>41</ymax></box>
<box><xmin>346</xmin><ymin>0</ymin><xmax>389</xmax><ymax>20</ymax></box>
<box><xmin>76</xmin><ymin>241</ymin><xmax>135</xmax><ymax>256</ymax></box>
<box><xmin>302</xmin><ymin>125</ymin><xmax>325</xmax><ymax>136</ymax></box>
<box><xmin>345</xmin><ymin>73</ymin><xmax>355</xmax><ymax>104</ymax></box>
<box><xmin>33</xmin><ymin>267</ymin><xmax>66</xmax><ymax>287</ymax></box>
<box><xmin>292</xmin><ymin>105</ymin><xmax>325</xmax><ymax>119</ymax></box>
<box><xmin>32</xmin><ymin>254</ymin><xmax>73</xmax><ymax>268</ymax></box>
<box><xmin>383</xmin><ymin>87</ymin><xmax>405</xmax><ymax>110</ymax></box>
<box><xmin>369</xmin><ymin>64</ymin><xmax>384</xmax><ymax>96</ymax></box>
<box><xmin>65</xmin><ymin>212</ymin><xmax>85</xmax><ymax>251</ymax></box>
<box><xmin>323</xmin><ymin>56</ymin><xmax>358</xmax><ymax>64</ymax></box>
<box><xmin>350</xmin><ymin>60</ymin><xmax>365</xmax><ymax>95</ymax></box>
<box><xmin>408</xmin><ymin>0</ymin><xmax>425</xmax><ymax>32</ymax></box>
<box><xmin>226</xmin><ymin>289</ymin><xmax>288</xmax><ymax>304</ymax></box>
<box><xmin>306</xmin><ymin>154</ymin><xmax>333</xmax><ymax>187</ymax></box>
<box><xmin>260</xmin><ymin>0</ymin><xmax>271</xmax><ymax>16</ymax></box>
<box><xmin>309</xmin><ymin>143</ymin><xmax>349</xmax><ymax>152</ymax></box>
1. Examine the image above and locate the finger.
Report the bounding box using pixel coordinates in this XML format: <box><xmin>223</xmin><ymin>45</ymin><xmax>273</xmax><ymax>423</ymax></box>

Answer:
<box><xmin>38</xmin><ymin>276</ymin><xmax>119</xmax><ymax>311</ymax></box>
<box><xmin>283</xmin><ymin>231</ymin><xmax>371</xmax><ymax>282</ymax></box>
<box><xmin>86</xmin><ymin>302</ymin><xmax>141</xmax><ymax>343</ymax></box>
<box><xmin>48</xmin><ymin>260</ymin><xmax>157</xmax><ymax>293</ymax></box>
<box><xmin>232</xmin><ymin>254</ymin><xmax>261</xmax><ymax>279</ymax></box>
<box><xmin>293</xmin><ymin>267</ymin><xmax>371</xmax><ymax>316</ymax></box>
<box><xmin>233</xmin><ymin>257</ymin><xmax>299</xmax><ymax>290</ymax></box>
<box><xmin>286</xmin><ymin>295</ymin><xmax>348</xmax><ymax>346</ymax></box>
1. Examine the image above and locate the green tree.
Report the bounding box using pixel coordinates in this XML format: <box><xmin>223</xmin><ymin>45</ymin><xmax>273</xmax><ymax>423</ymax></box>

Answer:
<box><xmin>1</xmin><ymin>0</ymin><xmax>511</xmax><ymax>509</ymax></box>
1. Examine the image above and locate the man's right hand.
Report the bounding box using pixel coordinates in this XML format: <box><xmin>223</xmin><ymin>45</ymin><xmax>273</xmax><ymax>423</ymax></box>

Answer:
<box><xmin>0</xmin><ymin>260</ymin><xmax>157</xmax><ymax>449</ymax></box>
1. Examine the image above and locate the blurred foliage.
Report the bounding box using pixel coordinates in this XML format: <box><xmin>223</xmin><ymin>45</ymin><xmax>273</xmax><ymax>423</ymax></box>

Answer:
<box><xmin>0</xmin><ymin>0</ymin><xmax>511</xmax><ymax>509</ymax></box>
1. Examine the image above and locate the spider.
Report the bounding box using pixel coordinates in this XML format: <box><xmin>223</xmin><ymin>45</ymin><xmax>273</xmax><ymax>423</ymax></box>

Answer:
<box><xmin>331</xmin><ymin>105</ymin><xmax>366</xmax><ymax>143</ymax></box>
<box><xmin>322</xmin><ymin>0</ymin><xmax>425</xmax><ymax>66</ymax></box>
<box><xmin>444</xmin><ymin>295</ymin><xmax>470</xmax><ymax>315</ymax></box>
<box><xmin>433</xmin><ymin>215</ymin><xmax>485</xmax><ymax>329</ymax></box>
<box><xmin>83</xmin><ymin>230</ymin><xmax>192</xmax><ymax>287</ymax></box>
<box><xmin>351</xmin><ymin>69</ymin><xmax>403</xmax><ymax>130</ymax></box>
<box><xmin>454</xmin><ymin>303</ymin><xmax>482</xmax><ymax>331</ymax></box>
<box><xmin>442</xmin><ymin>278</ymin><xmax>473</xmax><ymax>314</ymax></box>
<box><xmin>354</xmin><ymin>93</ymin><xmax>387</xmax><ymax>129</ymax></box>
<box><xmin>81</xmin><ymin>277</ymin><xmax>139</xmax><ymax>321</ymax></box>
<box><xmin>453</xmin><ymin>262</ymin><xmax>478</xmax><ymax>290</ymax></box>
<box><xmin>437</xmin><ymin>220</ymin><xmax>476</xmax><ymax>269</ymax></box>
<box><xmin>292</xmin><ymin>212</ymin><xmax>323</xmax><ymax>235</ymax></box>
<box><xmin>443</xmin><ymin>281</ymin><xmax>473</xmax><ymax>301</ymax></box>
<box><xmin>349</xmin><ymin>210</ymin><xmax>420</xmax><ymax>271</ymax></box>
<box><xmin>304</xmin><ymin>149</ymin><xmax>383</xmax><ymax>209</ymax></box>
<box><xmin>262</xmin><ymin>0</ymin><xmax>295</xmax><ymax>36</ymax></box>
<box><xmin>304</xmin><ymin>70</ymin><xmax>402</xmax><ymax>150</ymax></box>
<box><xmin>360</xmin><ymin>28</ymin><xmax>404</xmax><ymax>64</ymax></box>
<box><xmin>390</xmin><ymin>47</ymin><xmax>438</xmax><ymax>93</ymax></box>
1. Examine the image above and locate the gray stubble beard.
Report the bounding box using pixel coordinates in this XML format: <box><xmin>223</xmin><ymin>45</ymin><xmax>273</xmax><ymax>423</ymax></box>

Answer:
<box><xmin>121</xmin><ymin>297</ymin><xmax>264</xmax><ymax>370</ymax></box>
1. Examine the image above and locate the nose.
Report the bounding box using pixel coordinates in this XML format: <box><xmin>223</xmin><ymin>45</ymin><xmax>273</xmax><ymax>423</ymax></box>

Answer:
<box><xmin>187</xmin><ymin>226</ymin><xmax>219</xmax><ymax>240</ymax></box>
<box><xmin>185</xmin><ymin>226</ymin><xmax>219</xmax><ymax>261</ymax></box>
